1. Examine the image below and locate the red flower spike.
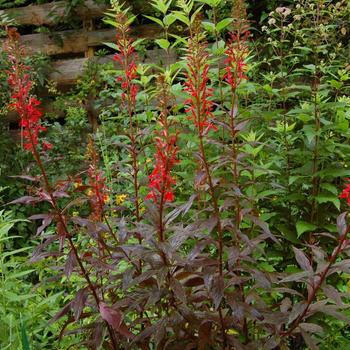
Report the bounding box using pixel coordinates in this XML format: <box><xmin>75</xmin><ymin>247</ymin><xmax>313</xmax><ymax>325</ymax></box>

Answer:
<box><xmin>4</xmin><ymin>29</ymin><xmax>50</xmax><ymax>154</ymax></box>
<box><xmin>146</xmin><ymin>137</ymin><xmax>178</xmax><ymax>204</ymax></box>
<box><xmin>114</xmin><ymin>26</ymin><xmax>139</xmax><ymax>110</ymax></box>
<box><xmin>146</xmin><ymin>75</ymin><xmax>179</xmax><ymax>204</ymax></box>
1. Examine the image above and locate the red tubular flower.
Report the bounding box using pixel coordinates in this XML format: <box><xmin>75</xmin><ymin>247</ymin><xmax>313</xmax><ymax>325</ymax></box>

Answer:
<box><xmin>4</xmin><ymin>28</ymin><xmax>51</xmax><ymax>154</ymax></box>
<box><xmin>184</xmin><ymin>36</ymin><xmax>217</xmax><ymax>136</ymax></box>
<box><xmin>146</xmin><ymin>131</ymin><xmax>178</xmax><ymax>203</ymax></box>
<box><xmin>339</xmin><ymin>178</ymin><xmax>350</xmax><ymax>206</ymax></box>
<box><xmin>223</xmin><ymin>30</ymin><xmax>249</xmax><ymax>91</ymax></box>
<box><xmin>146</xmin><ymin>75</ymin><xmax>179</xmax><ymax>204</ymax></box>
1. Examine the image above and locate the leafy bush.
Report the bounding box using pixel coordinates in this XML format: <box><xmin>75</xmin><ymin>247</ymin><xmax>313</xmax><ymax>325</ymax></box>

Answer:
<box><xmin>3</xmin><ymin>0</ymin><xmax>350</xmax><ymax>349</ymax></box>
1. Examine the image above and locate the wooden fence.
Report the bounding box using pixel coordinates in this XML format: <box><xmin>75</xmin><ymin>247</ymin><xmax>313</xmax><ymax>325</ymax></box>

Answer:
<box><xmin>1</xmin><ymin>0</ymin><xmax>176</xmax><ymax>87</ymax></box>
<box><xmin>0</xmin><ymin>0</ymin><xmax>179</xmax><ymax>130</ymax></box>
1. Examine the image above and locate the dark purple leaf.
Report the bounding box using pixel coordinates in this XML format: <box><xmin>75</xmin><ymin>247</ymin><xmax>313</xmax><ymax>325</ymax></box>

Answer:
<box><xmin>64</xmin><ymin>249</ymin><xmax>77</xmax><ymax>278</ymax></box>
<box><xmin>52</xmin><ymin>190</ymin><xmax>70</xmax><ymax>198</ymax></box>
<box><xmin>99</xmin><ymin>302</ymin><xmax>122</xmax><ymax>329</ymax></box>
<box><xmin>322</xmin><ymin>285</ymin><xmax>343</xmax><ymax>307</ymax></box>
<box><xmin>279</xmin><ymin>271</ymin><xmax>311</xmax><ymax>283</ymax></box>
<box><xmin>246</xmin><ymin>214</ymin><xmax>279</xmax><ymax>243</ymax></box>
<box><xmin>93</xmin><ymin>322</ymin><xmax>104</xmax><ymax>349</ymax></box>
<box><xmin>322</xmin><ymin>305</ymin><xmax>350</xmax><ymax>324</ymax></box>
<box><xmin>288</xmin><ymin>302</ymin><xmax>307</xmax><ymax>324</ymax></box>
<box><xmin>37</xmin><ymin>216</ymin><xmax>53</xmax><ymax>235</ymax></box>
<box><xmin>337</xmin><ymin>212</ymin><xmax>348</xmax><ymax>237</ymax></box>
<box><xmin>49</xmin><ymin>302</ymin><xmax>71</xmax><ymax>324</ymax></box>
<box><xmin>299</xmin><ymin>323</ymin><xmax>323</xmax><ymax>334</ymax></box>
<box><xmin>293</xmin><ymin>247</ymin><xmax>312</xmax><ymax>272</ymax></box>
<box><xmin>100</xmin><ymin>303</ymin><xmax>134</xmax><ymax>338</ymax></box>
<box><xmin>198</xmin><ymin>321</ymin><xmax>212</xmax><ymax>350</ymax></box>
<box><xmin>9</xmin><ymin>175</ymin><xmax>39</xmax><ymax>182</ymax></box>
<box><xmin>72</xmin><ymin>288</ymin><xmax>88</xmax><ymax>321</ymax></box>
<box><xmin>300</xmin><ymin>329</ymin><xmax>319</xmax><ymax>350</ymax></box>
<box><xmin>8</xmin><ymin>196</ymin><xmax>39</xmax><ymax>205</ymax></box>
<box><xmin>170</xmin><ymin>277</ymin><xmax>186</xmax><ymax>304</ymax></box>
<box><xmin>211</xmin><ymin>274</ymin><xmax>224</xmax><ymax>310</ymax></box>
<box><xmin>165</xmin><ymin>194</ymin><xmax>196</xmax><ymax>225</ymax></box>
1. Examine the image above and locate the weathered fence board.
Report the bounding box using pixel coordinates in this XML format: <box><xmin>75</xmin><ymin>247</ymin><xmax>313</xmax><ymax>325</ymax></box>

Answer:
<box><xmin>0</xmin><ymin>24</ymin><xmax>162</xmax><ymax>56</ymax></box>
<box><xmin>49</xmin><ymin>49</ymin><xmax>178</xmax><ymax>85</ymax></box>
<box><xmin>2</xmin><ymin>0</ymin><xmax>108</xmax><ymax>26</ymax></box>
<box><xmin>5</xmin><ymin>48</ymin><xmax>178</xmax><ymax>122</ymax></box>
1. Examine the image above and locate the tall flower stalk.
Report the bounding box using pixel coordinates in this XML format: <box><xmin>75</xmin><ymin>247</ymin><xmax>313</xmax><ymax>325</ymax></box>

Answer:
<box><xmin>146</xmin><ymin>74</ymin><xmax>179</xmax><ymax>242</ymax></box>
<box><xmin>4</xmin><ymin>29</ymin><xmax>119</xmax><ymax>349</ymax></box>
<box><xmin>112</xmin><ymin>1</ymin><xmax>141</xmax><ymax>224</ymax></box>
<box><xmin>224</xmin><ymin>3</ymin><xmax>249</xmax><ymax>229</ymax></box>
<box><xmin>86</xmin><ymin>136</ymin><xmax>109</xmax><ymax>222</ymax></box>
<box><xmin>4</xmin><ymin>28</ymin><xmax>52</xmax><ymax>153</ymax></box>
<box><xmin>184</xmin><ymin>16</ymin><xmax>227</xmax><ymax>346</ymax></box>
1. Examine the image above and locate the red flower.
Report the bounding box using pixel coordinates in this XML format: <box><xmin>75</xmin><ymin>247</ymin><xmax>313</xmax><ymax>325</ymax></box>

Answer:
<box><xmin>146</xmin><ymin>132</ymin><xmax>178</xmax><ymax>203</ymax></box>
<box><xmin>114</xmin><ymin>25</ymin><xmax>139</xmax><ymax>109</ymax></box>
<box><xmin>4</xmin><ymin>29</ymin><xmax>51</xmax><ymax>154</ymax></box>
<box><xmin>339</xmin><ymin>178</ymin><xmax>350</xmax><ymax>206</ymax></box>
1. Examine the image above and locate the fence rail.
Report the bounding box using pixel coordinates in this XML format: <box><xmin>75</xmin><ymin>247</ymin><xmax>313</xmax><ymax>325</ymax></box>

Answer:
<box><xmin>2</xmin><ymin>0</ymin><xmax>108</xmax><ymax>26</ymax></box>
<box><xmin>0</xmin><ymin>1</ymin><xmax>170</xmax><ymax>128</ymax></box>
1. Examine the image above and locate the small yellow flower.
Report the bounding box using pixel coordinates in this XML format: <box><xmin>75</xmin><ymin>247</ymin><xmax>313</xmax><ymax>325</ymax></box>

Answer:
<box><xmin>146</xmin><ymin>158</ymin><xmax>152</xmax><ymax>163</ymax></box>
<box><xmin>74</xmin><ymin>182</ymin><xmax>80</xmax><ymax>189</ymax></box>
<box><xmin>115</xmin><ymin>194</ymin><xmax>127</xmax><ymax>205</ymax></box>
<box><xmin>227</xmin><ymin>329</ymin><xmax>239</xmax><ymax>335</ymax></box>
<box><xmin>86</xmin><ymin>189</ymin><xmax>94</xmax><ymax>196</ymax></box>
<box><xmin>72</xmin><ymin>211</ymin><xmax>79</xmax><ymax>217</ymax></box>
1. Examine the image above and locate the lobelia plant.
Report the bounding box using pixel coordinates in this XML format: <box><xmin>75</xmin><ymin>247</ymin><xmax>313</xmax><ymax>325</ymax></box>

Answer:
<box><xmin>4</xmin><ymin>28</ymin><xmax>122</xmax><ymax>350</ymax></box>
<box><xmin>5</xmin><ymin>1</ymin><xmax>350</xmax><ymax>349</ymax></box>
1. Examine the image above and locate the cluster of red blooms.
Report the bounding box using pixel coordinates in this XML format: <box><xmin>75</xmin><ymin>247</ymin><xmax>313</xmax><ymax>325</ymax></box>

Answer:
<box><xmin>223</xmin><ymin>30</ymin><xmax>249</xmax><ymax>91</ymax></box>
<box><xmin>146</xmin><ymin>75</ymin><xmax>179</xmax><ymax>203</ymax></box>
<box><xmin>4</xmin><ymin>28</ymin><xmax>52</xmax><ymax>154</ymax></box>
<box><xmin>339</xmin><ymin>178</ymin><xmax>350</xmax><ymax>206</ymax></box>
<box><xmin>146</xmin><ymin>130</ymin><xmax>178</xmax><ymax>203</ymax></box>
<box><xmin>184</xmin><ymin>29</ymin><xmax>217</xmax><ymax>135</ymax></box>
<box><xmin>113</xmin><ymin>12</ymin><xmax>138</xmax><ymax>109</ymax></box>
<box><xmin>86</xmin><ymin>137</ymin><xmax>109</xmax><ymax>221</ymax></box>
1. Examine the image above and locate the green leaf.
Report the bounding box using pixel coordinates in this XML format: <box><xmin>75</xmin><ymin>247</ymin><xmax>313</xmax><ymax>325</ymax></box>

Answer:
<box><xmin>143</xmin><ymin>15</ymin><xmax>164</xmax><ymax>28</ymax></box>
<box><xmin>202</xmin><ymin>21</ymin><xmax>215</xmax><ymax>33</ymax></box>
<box><xmin>171</xmin><ymin>11</ymin><xmax>190</xmax><ymax>26</ymax></box>
<box><xmin>155</xmin><ymin>39</ymin><xmax>170</xmax><ymax>50</ymax></box>
<box><xmin>163</xmin><ymin>13</ymin><xmax>177</xmax><ymax>27</ymax></box>
<box><xmin>296</xmin><ymin>221</ymin><xmax>317</xmax><ymax>238</ymax></box>
<box><xmin>321</xmin><ymin>183</ymin><xmax>339</xmax><ymax>195</ymax></box>
<box><xmin>316</xmin><ymin>194</ymin><xmax>340</xmax><ymax>210</ymax></box>
<box><xmin>103</xmin><ymin>42</ymin><xmax>119</xmax><ymax>51</ymax></box>
<box><xmin>151</xmin><ymin>0</ymin><xmax>172</xmax><ymax>14</ymax></box>
<box><xmin>20</xmin><ymin>319</ymin><xmax>30</xmax><ymax>350</ymax></box>
<box><xmin>216</xmin><ymin>18</ymin><xmax>233</xmax><ymax>32</ymax></box>
<box><xmin>195</xmin><ymin>0</ymin><xmax>221</xmax><ymax>7</ymax></box>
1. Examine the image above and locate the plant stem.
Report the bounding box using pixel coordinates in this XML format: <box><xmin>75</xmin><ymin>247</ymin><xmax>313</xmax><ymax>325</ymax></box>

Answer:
<box><xmin>27</xmin><ymin>130</ymin><xmax>118</xmax><ymax>350</ymax></box>
<box><xmin>281</xmin><ymin>222</ymin><xmax>350</xmax><ymax>337</ymax></box>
